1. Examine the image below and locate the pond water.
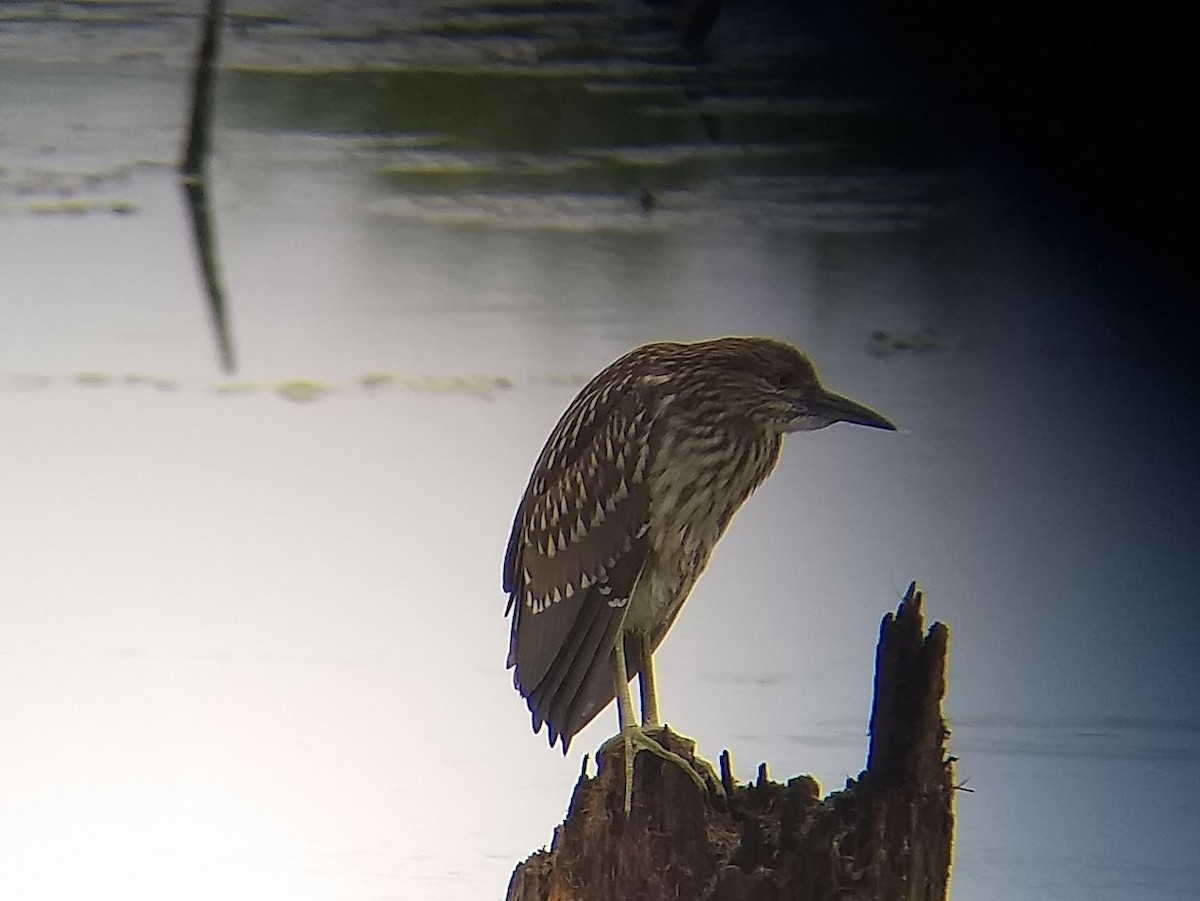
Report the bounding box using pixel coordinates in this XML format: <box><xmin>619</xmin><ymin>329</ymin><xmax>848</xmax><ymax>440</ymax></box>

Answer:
<box><xmin>1</xmin><ymin>4</ymin><xmax>1198</xmax><ymax>900</ymax></box>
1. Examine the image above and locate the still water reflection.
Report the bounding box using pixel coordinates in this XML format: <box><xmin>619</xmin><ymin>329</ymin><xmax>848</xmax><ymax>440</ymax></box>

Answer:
<box><xmin>1</xmin><ymin>11</ymin><xmax>1198</xmax><ymax>901</ymax></box>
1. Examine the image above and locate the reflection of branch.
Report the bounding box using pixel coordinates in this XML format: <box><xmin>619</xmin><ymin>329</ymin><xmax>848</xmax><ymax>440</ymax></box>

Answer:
<box><xmin>181</xmin><ymin>0</ymin><xmax>225</xmax><ymax>177</ymax></box>
<box><xmin>182</xmin><ymin>177</ymin><xmax>235</xmax><ymax>373</ymax></box>
<box><xmin>180</xmin><ymin>0</ymin><xmax>235</xmax><ymax>373</ymax></box>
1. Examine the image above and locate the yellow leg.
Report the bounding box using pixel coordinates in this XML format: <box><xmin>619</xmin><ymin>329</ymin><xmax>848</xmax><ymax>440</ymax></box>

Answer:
<box><xmin>602</xmin><ymin>634</ymin><xmax>711</xmax><ymax>814</ymax></box>
<box><xmin>636</xmin><ymin>632</ymin><xmax>661</xmax><ymax>728</ymax></box>
<box><xmin>613</xmin><ymin>635</ymin><xmax>639</xmax><ymax>732</ymax></box>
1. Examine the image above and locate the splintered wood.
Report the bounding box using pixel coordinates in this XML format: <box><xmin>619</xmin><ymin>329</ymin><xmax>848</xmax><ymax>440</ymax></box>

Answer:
<box><xmin>506</xmin><ymin>583</ymin><xmax>954</xmax><ymax>901</ymax></box>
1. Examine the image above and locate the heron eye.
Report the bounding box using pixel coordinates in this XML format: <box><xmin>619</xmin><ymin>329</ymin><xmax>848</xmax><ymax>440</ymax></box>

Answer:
<box><xmin>771</xmin><ymin>373</ymin><xmax>792</xmax><ymax>390</ymax></box>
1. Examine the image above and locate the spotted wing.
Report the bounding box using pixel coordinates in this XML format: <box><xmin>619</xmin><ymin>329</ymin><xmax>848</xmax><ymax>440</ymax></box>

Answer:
<box><xmin>503</xmin><ymin>367</ymin><xmax>653</xmax><ymax>751</ymax></box>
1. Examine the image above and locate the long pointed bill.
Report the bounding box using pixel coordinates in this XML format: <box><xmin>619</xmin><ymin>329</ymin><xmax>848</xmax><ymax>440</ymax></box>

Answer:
<box><xmin>815</xmin><ymin>389</ymin><xmax>897</xmax><ymax>431</ymax></box>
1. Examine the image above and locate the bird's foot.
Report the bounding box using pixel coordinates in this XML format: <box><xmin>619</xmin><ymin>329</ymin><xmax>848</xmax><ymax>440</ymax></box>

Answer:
<box><xmin>599</xmin><ymin>724</ymin><xmax>726</xmax><ymax>815</ymax></box>
<box><xmin>648</xmin><ymin>725</ymin><xmax>727</xmax><ymax>801</ymax></box>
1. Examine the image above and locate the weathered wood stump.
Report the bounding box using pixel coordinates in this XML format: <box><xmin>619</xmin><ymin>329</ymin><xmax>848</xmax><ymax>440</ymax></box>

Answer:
<box><xmin>506</xmin><ymin>582</ymin><xmax>953</xmax><ymax>901</ymax></box>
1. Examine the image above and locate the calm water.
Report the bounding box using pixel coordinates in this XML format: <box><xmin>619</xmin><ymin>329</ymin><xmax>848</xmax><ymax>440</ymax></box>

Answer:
<box><xmin>2</xmin><ymin>5</ymin><xmax>1198</xmax><ymax>900</ymax></box>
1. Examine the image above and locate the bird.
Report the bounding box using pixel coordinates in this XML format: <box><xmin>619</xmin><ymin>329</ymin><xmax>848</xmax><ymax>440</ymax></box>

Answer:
<box><xmin>502</xmin><ymin>336</ymin><xmax>895</xmax><ymax>809</ymax></box>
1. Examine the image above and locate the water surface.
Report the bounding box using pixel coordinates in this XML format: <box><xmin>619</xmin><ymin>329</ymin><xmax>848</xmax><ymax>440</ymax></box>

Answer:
<box><xmin>1</xmin><ymin>6</ymin><xmax>1198</xmax><ymax>900</ymax></box>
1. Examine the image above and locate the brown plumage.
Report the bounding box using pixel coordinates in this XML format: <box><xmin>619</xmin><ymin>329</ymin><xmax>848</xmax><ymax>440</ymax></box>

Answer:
<box><xmin>503</xmin><ymin>336</ymin><xmax>895</xmax><ymax>752</ymax></box>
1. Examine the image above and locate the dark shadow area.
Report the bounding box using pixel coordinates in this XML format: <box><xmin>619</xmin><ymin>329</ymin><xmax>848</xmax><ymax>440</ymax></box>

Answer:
<box><xmin>180</xmin><ymin>0</ymin><xmax>236</xmax><ymax>373</ymax></box>
<box><xmin>792</xmin><ymin>0</ymin><xmax>1193</xmax><ymax>326</ymax></box>
<box><xmin>181</xmin><ymin>175</ymin><xmax>235</xmax><ymax>373</ymax></box>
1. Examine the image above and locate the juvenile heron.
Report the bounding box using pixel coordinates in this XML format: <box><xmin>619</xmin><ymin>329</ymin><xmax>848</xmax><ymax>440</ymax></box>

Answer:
<box><xmin>503</xmin><ymin>336</ymin><xmax>895</xmax><ymax>807</ymax></box>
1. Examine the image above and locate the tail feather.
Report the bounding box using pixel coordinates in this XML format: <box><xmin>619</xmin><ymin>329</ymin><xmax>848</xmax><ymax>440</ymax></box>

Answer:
<box><xmin>525</xmin><ymin>584</ymin><xmax>623</xmax><ymax>751</ymax></box>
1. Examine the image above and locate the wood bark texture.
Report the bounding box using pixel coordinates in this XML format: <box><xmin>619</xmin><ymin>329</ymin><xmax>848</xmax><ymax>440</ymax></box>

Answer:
<box><xmin>506</xmin><ymin>582</ymin><xmax>954</xmax><ymax>901</ymax></box>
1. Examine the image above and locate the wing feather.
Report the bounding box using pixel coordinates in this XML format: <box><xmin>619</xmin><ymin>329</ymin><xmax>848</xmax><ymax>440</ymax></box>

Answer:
<box><xmin>503</xmin><ymin>359</ymin><xmax>654</xmax><ymax>750</ymax></box>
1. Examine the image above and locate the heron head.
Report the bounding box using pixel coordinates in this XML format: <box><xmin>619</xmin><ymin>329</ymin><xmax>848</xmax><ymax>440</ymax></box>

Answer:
<box><xmin>723</xmin><ymin>337</ymin><xmax>897</xmax><ymax>434</ymax></box>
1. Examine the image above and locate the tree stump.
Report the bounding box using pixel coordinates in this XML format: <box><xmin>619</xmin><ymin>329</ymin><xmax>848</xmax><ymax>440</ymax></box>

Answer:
<box><xmin>506</xmin><ymin>582</ymin><xmax>954</xmax><ymax>901</ymax></box>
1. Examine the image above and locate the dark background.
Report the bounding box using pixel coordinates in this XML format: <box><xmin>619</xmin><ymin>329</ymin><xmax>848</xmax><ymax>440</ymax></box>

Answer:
<box><xmin>816</xmin><ymin>0</ymin><xmax>1192</xmax><ymax>321</ymax></box>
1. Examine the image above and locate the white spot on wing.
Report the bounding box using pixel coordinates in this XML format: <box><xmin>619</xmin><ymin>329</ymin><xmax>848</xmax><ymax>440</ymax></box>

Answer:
<box><xmin>614</xmin><ymin>478</ymin><xmax>629</xmax><ymax>503</ymax></box>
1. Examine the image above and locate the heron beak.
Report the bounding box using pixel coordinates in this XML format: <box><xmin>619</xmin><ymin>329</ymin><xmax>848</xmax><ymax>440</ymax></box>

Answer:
<box><xmin>814</xmin><ymin>388</ymin><xmax>897</xmax><ymax>431</ymax></box>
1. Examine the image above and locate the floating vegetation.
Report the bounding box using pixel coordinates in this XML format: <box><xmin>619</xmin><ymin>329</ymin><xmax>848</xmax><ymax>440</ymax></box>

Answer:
<box><xmin>3</xmin><ymin>371</ymin><xmax>571</xmax><ymax>403</ymax></box>
<box><xmin>360</xmin><ymin>372</ymin><xmax>397</xmax><ymax>390</ymax></box>
<box><xmin>403</xmin><ymin>374</ymin><xmax>516</xmax><ymax>399</ymax></box>
<box><xmin>867</xmin><ymin>327</ymin><xmax>949</xmax><ymax>358</ymax></box>
<box><xmin>111</xmin><ymin>49</ymin><xmax>168</xmax><ymax>64</ymax></box>
<box><xmin>276</xmin><ymin>379</ymin><xmax>334</xmax><ymax>404</ymax></box>
<box><xmin>359</xmin><ymin>373</ymin><xmax>516</xmax><ymax>399</ymax></box>
<box><xmin>67</xmin><ymin>372</ymin><xmax>179</xmax><ymax>390</ymax></box>
<box><xmin>212</xmin><ymin>381</ymin><xmax>260</xmax><ymax>397</ymax></box>
<box><xmin>370</xmin><ymin>191</ymin><xmax>672</xmax><ymax>233</ymax></box>
<box><xmin>121</xmin><ymin>374</ymin><xmax>178</xmax><ymax>391</ymax></box>
<box><xmin>26</xmin><ymin>198</ymin><xmax>138</xmax><ymax>216</ymax></box>
<box><xmin>75</xmin><ymin>372</ymin><xmax>113</xmax><ymax>387</ymax></box>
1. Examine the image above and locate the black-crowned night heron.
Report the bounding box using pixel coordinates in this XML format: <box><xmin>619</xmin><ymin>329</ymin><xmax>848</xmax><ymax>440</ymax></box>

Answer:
<box><xmin>503</xmin><ymin>336</ymin><xmax>895</xmax><ymax>809</ymax></box>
